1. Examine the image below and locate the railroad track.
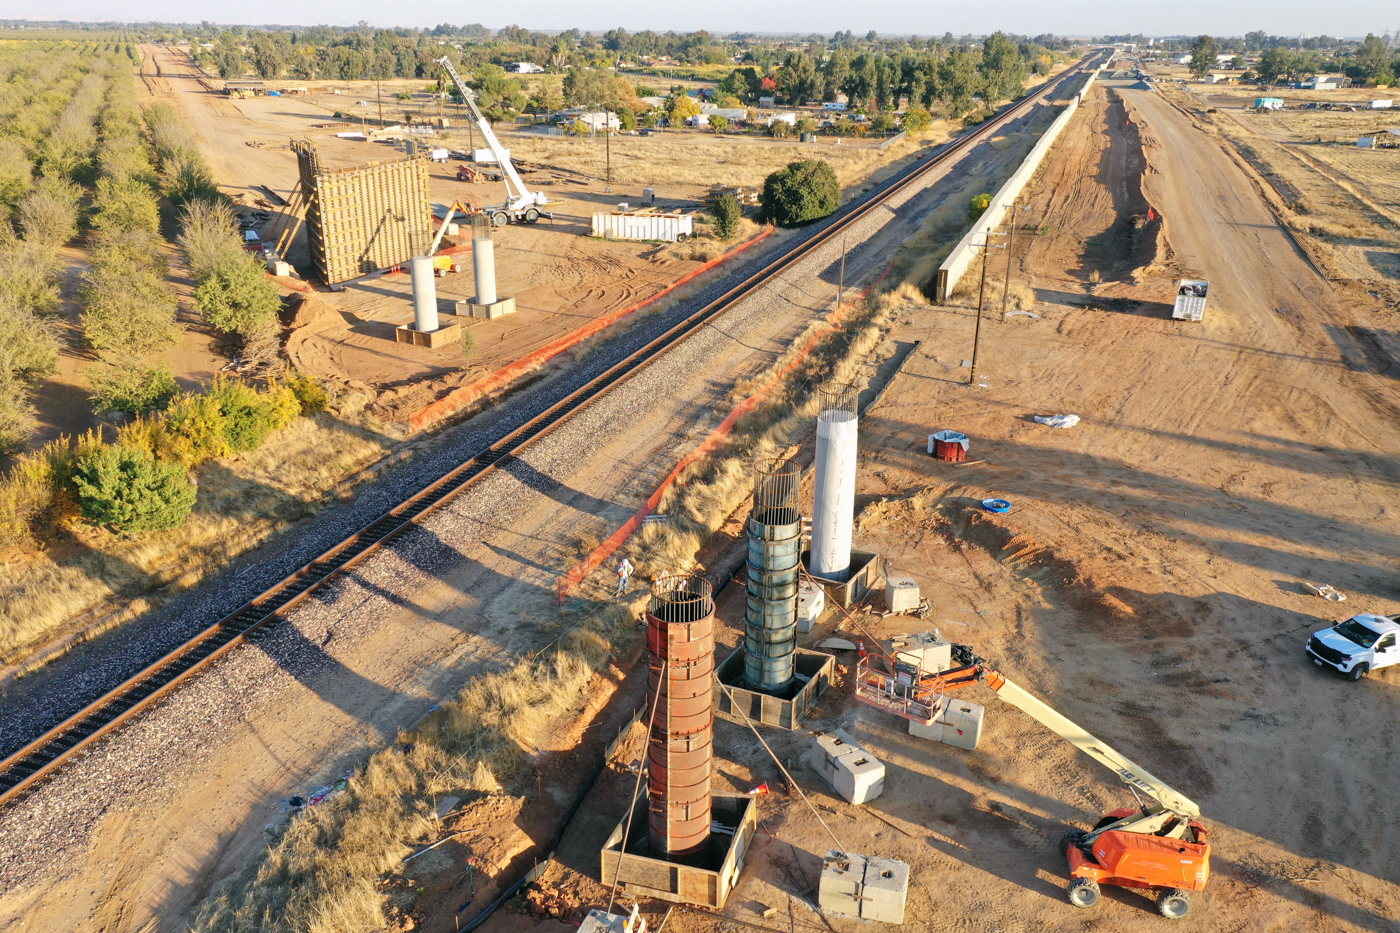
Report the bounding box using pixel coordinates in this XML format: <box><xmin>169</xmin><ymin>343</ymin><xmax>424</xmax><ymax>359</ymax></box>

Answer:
<box><xmin>0</xmin><ymin>51</ymin><xmax>1109</xmax><ymax>809</ymax></box>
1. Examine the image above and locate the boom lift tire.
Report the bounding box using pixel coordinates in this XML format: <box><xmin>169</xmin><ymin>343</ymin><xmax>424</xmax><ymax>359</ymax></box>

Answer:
<box><xmin>1348</xmin><ymin>663</ymin><xmax>1368</xmax><ymax>681</ymax></box>
<box><xmin>1058</xmin><ymin>829</ymin><xmax>1083</xmax><ymax>858</ymax></box>
<box><xmin>1159</xmin><ymin>889</ymin><xmax>1192</xmax><ymax>919</ymax></box>
<box><xmin>1068</xmin><ymin>877</ymin><xmax>1101</xmax><ymax>908</ymax></box>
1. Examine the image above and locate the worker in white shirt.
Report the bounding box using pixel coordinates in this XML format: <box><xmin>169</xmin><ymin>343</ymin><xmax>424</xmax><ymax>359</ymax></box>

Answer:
<box><xmin>615</xmin><ymin>557</ymin><xmax>635</xmax><ymax>597</ymax></box>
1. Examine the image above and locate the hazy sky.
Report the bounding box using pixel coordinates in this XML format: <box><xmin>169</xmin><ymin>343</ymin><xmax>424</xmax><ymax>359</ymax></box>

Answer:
<box><xmin>10</xmin><ymin>0</ymin><xmax>1399</xmax><ymax>38</ymax></box>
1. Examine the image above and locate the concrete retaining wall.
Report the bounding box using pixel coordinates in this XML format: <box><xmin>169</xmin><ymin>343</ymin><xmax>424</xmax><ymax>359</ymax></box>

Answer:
<box><xmin>935</xmin><ymin>65</ymin><xmax>1105</xmax><ymax>301</ymax></box>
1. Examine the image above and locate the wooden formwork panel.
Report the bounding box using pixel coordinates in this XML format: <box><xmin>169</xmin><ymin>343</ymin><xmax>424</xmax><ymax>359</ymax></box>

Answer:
<box><xmin>301</xmin><ymin>154</ymin><xmax>433</xmax><ymax>285</ymax></box>
<box><xmin>600</xmin><ymin>794</ymin><xmax>756</xmax><ymax>908</ymax></box>
<box><xmin>714</xmin><ymin>649</ymin><xmax>835</xmax><ymax>730</ymax></box>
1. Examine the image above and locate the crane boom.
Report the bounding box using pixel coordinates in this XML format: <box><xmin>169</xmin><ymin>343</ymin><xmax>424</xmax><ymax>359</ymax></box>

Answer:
<box><xmin>982</xmin><ymin>671</ymin><xmax>1200</xmax><ymax>818</ymax></box>
<box><xmin>434</xmin><ymin>57</ymin><xmax>543</xmax><ymax>215</ymax></box>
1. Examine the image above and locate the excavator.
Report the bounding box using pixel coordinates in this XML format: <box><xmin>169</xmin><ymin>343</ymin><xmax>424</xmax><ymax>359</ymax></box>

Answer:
<box><xmin>435</xmin><ymin>56</ymin><xmax>552</xmax><ymax>227</ymax></box>
<box><xmin>855</xmin><ymin>645</ymin><xmax>1211</xmax><ymax>919</ymax></box>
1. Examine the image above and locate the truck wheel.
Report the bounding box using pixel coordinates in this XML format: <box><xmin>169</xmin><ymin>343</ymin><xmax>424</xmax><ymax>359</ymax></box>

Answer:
<box><xmin>1348</xmin><ymin>663</ymin><xmax>1369</xmax><ymax>681</ymax></box>
<box><xmin>490</xmin><ymin>212</ymin><xmax>507</xmax><ymax>227</ymax></box>
<box><xmin>1058</xmin><ymin>829</ymin><xmax>1083</xmax><ymax>858</ymax></box>
<box><xmin>676</xmin><ymin>232</ymin><xmax>689</xmax><ymax>242</ymax></box>
<box><xmin>1067</xmin><ymin>878</ymin><xmax>1100</xmax><ymax>909</ymax></box>
<box><xmin>524</xmin><ymin>208</ymin><xmax>540</xmax><ymax>224</ymax></box>
<box><xmin>1159</xmin><ymin>889</ymin><xmax>1192</xmax><ymax>919</ymax></box>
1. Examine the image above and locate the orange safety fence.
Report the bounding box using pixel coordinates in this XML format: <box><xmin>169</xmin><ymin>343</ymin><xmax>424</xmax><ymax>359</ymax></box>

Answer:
<box><xmin>407</xmin><ymin>228</ymin><xmax>774</xmax><ymax>435</ymax></box>
<box><xmin>556</xmin><ymin>257</ymin><xmax>895</xmax><ymax>604</ymax></box>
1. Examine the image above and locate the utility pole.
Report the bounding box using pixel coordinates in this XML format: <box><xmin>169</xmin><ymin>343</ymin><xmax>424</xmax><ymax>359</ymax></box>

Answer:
<box><xmin>605</xmin><ymin>107</ymin><xmax>612</xmax><ymax>189</ymax></box>
<box><xmin>969</xmin><ymin>229</ymin><xmax>1004</xmax><ymax>386</ymax></box>
<box><xmin>376</xmin><ymin>76</ymin><xmax>383</xmax><ymax>129</ymax></box>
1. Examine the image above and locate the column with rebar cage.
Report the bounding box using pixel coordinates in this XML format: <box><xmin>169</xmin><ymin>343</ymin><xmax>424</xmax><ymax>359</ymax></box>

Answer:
<box><xmin>745</xmin><ymin>459</ymin><xmax>803</xmax><ymax>692</ymax></box>
<box><xmin>811</xmin><ymin>384</ymin><xmax>858</xmax><ymax>583</ymax></box>
<box><xmin>646</xmin><ymin>574</ymin><xmax>715</xmax><ymax>865</ymax></box>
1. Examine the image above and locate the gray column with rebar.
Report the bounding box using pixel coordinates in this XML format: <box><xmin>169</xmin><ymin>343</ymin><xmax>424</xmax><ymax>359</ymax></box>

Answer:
<box><xmin>744</xmin><ymin>458</ymin><xmax>802</xmax><ymax>692</ymax></box>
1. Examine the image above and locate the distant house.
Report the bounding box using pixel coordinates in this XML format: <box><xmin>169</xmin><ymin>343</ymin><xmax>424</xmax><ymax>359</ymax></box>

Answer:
<box><xmin>505</xmin><ymin>62</ymin><xmax>544</xmax><ymax>74</ymax></box>
<box><xmin>574</xmin><ymin>111</ymin><xmax>620</xmax><ymax>132</ymax></box>
<box><xmin>758</xmin><ymin>96</ymin><xmax>776</xmax><ymax>109</ymax></box>
<box><xmin>700</xmin><ymin>105</ymin><xmax>747</xmax><ymax>122</ymax></box>
<box><xmin>1175</xmin><ymin>55</ymin><xmax>1191</xmax><ymax>65</ymax></box>
<box><xmin>1302</xmin><ymin>74</ymin><xmax>1350</xmax><ymax>90</ymax></box>
<box><xmin>1203</xmin><ymin>73</ymin><xmax>1240</xmax><ymax>85</ymax></box>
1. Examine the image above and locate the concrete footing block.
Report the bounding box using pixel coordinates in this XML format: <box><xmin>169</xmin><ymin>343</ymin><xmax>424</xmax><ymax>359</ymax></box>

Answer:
<box><xmin>394</xmin><ymin>322</ymin><xmax>461</xmax><ymax>348</ymax></box>
<box><xmin>818</xmin><ymin>850</ymin><xmax>910</xmax><ymax>924</ymax></box>
<box><xmin>810</xmin><ymin>728</ymin><xmax>884</xmax><ymax>805</ymax></box>
<box><xmin>456</xmin><ymin>295</ymin><xmax>517</xmax><ymax>319</ymax></box>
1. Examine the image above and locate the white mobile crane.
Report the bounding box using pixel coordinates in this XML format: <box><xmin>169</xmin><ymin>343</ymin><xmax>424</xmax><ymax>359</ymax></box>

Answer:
<box><xmin>435</xmin><ymin>57</ymin><xmax>552</xmax><ymax>227</ymax></box>
<box><xmin>856</xmin><ymin>645</ymin><xmax>1211</xmax><ymax>919</ymax></box>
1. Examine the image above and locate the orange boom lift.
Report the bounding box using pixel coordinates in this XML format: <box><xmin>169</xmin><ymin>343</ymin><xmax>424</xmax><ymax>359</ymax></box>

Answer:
<box><xmin>855</xmin><ymin>645</ymin><xmax>1210</xmax><ymax>919</ymax></box>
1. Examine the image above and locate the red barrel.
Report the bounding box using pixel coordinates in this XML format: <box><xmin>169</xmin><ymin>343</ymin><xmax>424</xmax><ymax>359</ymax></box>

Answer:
<box><xmin>645</xmin><ymin>575</ymin><xmax>715</xmax><ymax>865</ymax></box>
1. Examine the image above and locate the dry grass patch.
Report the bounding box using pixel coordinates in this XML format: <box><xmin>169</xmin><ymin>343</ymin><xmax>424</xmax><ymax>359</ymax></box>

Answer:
<box><xmin>502</xmin><ymin>126</ymin><xmax>954</xmax><ymax>193</ymax></box>
<box><xmin>192</xmin><ymin>601</ymin><xmax>632</xmax><ymax>933</ymax></box>
<box><xmin>0</xmin><ymin>411</ymin><xmax>392</xmax><ymax>669</ymax></box>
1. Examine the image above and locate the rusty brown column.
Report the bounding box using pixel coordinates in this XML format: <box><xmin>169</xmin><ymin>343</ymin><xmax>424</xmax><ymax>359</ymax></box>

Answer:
<box><xmin>646</xmin><ymin>574</ymin><xmax>715</xmax><ymax>865</ymax></box>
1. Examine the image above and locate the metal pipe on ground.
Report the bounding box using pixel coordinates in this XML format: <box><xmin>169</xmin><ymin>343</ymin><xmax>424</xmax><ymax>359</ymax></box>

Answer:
<box><xmin>811</xmin><ymin>384</ymin><xmax>858</xmax><ymax>582</ymax></box>
<box><xmin>646</xmin><ymin>574</ymin><xmax>715</xmax><ymax>865</ymax></box>
<box><xmin>410</xmin><ymin>255</ymin><xmax>438</xmax><ymax>332</ymax></box>
<box><xmin>745</xmin><ymin>459</ymin><xmax>802</xmax><ymax>692</ymax></box>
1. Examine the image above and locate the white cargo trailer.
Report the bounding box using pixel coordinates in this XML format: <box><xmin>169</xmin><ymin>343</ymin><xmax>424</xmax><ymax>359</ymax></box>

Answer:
<box><xmin>591</xmin><ymin>211</ymin><xmax>693</xmax><ymax>242</ymax></box>
<box><xmin>1172</xmin><ymin>278</ymin><xmax>1209</xmax><ymax>321</ymax></box>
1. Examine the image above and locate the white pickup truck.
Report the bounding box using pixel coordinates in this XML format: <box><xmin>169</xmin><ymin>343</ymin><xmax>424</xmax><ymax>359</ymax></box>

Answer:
<box><xmin>1305</xmin><ymin>614</ymin><xmax>1400</xmax><ymax>681</ymax></box>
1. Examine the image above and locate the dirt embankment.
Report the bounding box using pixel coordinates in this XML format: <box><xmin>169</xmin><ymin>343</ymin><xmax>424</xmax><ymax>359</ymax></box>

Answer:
<box><xmin>1015</xmin><ymin>85</ymin><xmax>1175</xmax><ymax>301</ymax></box>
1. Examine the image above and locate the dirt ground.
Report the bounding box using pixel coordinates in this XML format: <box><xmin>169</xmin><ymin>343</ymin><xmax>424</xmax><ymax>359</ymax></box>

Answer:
<box><xmin>147</xmin><ymin>44</ymin><xmax>953</xmax><ymax>426</ymax></box>
<box><xmin>441</xmin><ymin>63</ymin><xmax>1400</xmax><ymax>933</ymax></box>
<box><xmin>0</xmin><ymin>64</ymin><xmax>1076</xmax><ymax>933</ymax></box>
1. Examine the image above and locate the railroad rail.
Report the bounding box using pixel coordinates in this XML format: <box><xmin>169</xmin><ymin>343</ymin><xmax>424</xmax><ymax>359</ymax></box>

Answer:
<box><xmin>0</xmin><ymin>51</ymin><xmax>1109</xmax><ymax>809</ymax></box>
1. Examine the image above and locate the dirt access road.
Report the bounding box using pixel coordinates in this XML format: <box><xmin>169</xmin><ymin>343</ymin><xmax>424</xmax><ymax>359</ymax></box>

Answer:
<box><xmin>0</xmin><ymin>65</ymin><xmax>1081</xmax><ymax>933</ymax></box>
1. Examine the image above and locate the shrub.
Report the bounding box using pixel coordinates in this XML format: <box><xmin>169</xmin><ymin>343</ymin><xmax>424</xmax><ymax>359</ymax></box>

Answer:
<box><xmin>285</xmin><ymin>371</ymin><xmax>329</xmax><ymax>415</ymax></box>
<box><xmin>711</xmin><ymin>193</ymin><xmax>742</xmax><ymax>241</ymax></box>
<box><xmin>902</xmin><ymin>105</ymin><xmax>932</xmax><ymax>132</ymax></box>
<box><xmin>0</xmin><ymin>381</ymin><xmax>37</xmax><ymax>457</ymax></box>
<box><xmin>91</xmin><ymin>175</ymin><xmax>160</xmax><ymax>236</ymax></box>
<box><xmin>708</xmin><ymin>114</ymin><xmax>729</xmax><ymax>133</ymax></box>
<box><xmin>17</xmin><ymin>177</ymin><xmax>80</xmax><ymax>250</ymax></box>
<box><xmin>760</xmin><ymin>159</ymin><xmax>840</xmax><ymax>227</ymax></box>
<box><xmin>208</xmin><ymin>376</ymin><xmax>296</xmax><ymax>452</ymax></box>
<box><xmin>0</xmin><ymin>458</ymin><xmax>51</xmax><ymax>547</ymax></box>
<box><xmin>770</xmin><ymin>120</ymin><xmax>791</xmax><ymax>138</ymax></box>
<box><xmin>178</xmin><ymin>200</ymin><xmax>242</xmax><ymax>279</ymax></box>
<box><xmin>0</xmin><ymin>138</ymin><xmax>32</xmax><ymax>211</ymax></box>
<box><xmin>72</xmin><ymin>445</ymin><xmax>196</xmax><ymax>535</ymax></box>
<box><xmin>869</xmin><ymin>112</ymin><xmax>896</xmax><ymax>133</ymax></box>
<box><xmin>81</xmin><ymin>270</ymin><xmax>182</xmax><ymax>358</ymax></box>
<box><xmin>968</xmin><ymin>192</ymin><xmax>992</xmax><ymax>223</ymax></box>
<box><xmin>195</xmin><ymin>257</ymin><xmax>282</xmax><ymax>336</ymax></box>
<box><xmin>87</xmin><ymin>362</ymin><xmax>179</xmax><ymax>416</ymax></box>
<box><xmin>160</xmin><ymin>392</ymin><xmax>233</xmax><ymax>466</ymax></box>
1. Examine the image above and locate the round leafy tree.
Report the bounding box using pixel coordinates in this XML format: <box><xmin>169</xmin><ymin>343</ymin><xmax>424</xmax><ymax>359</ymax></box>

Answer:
<box><xmin>761</xmin><ymin>159</ymin><xmax>839</xmax><ymax>227</ymax></box>
<box><xmin>73</xmin><ymin>445</ymin><xmax>196</xmax><ymax>535</ymax></box>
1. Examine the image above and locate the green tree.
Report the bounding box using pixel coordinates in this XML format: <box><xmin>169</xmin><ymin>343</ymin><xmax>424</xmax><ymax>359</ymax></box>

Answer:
<box><xmin>195</xmin><ymin>257</ymin><xmax>282</xmax><ymax>336</ymax></box>
<box><xmin>712</xmin><ymin>193</ymin><xmax>741</xmax><ymax>240</ymax></box>
<box><xmin>667</xmin><ymin>93</ymin><xmax>701</xmax><ymax>125</ymax></box>
<box><xmin>780</xmin><ymin>51</ymin><xmax>819</xmax><ymax>105</ymax></box>
<box><xmin>1257</xmin><ymin>48</ymin><xmax>1294</xmax><ymax>83</ymax></box>
<box><xmin>968</xmin><ymin>192</ymin><xmax>992</xmax><ymax>222</ymax></box>
<box><xmin>938</xmin><ymin>48</ymin><xmax>983</xmax><ymax>118</ymax></box>
<box><xmin>981</xmin><ymin>32</ymin><xmax>1028</xmax><ymax>103</ymax></box>
<box><xmin>761</xmin><ymin>160</ymin><xmax>840</xmax><ymax>227</ymax></box>
<box><xmin>72</xmin><ymin>444</ymin><xmax>196</xmax><ymax>534</ymax></box>
<box><xmin>708</xmin><ymin>114</ymin><xmax>729</xmax><ymax>133</ymax></box>
<box><xmin>902</xmin><ymin>104</ymin><xmax>932</xmax><ymax>132</ymax></box>
<box><xmin>1355</xmin><ymin>34</ymin><xmax>1392</xmax><ymax>83</ymax></box>
<box><xmin>87</xmin><ymin>362</ymin><xmax>179</xmax><ymax>415</ymax></box>
<box><xmin>1189</xmin><ymin>36</ymin><xmax>1217</xmax><ymax>78</ymax></box>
